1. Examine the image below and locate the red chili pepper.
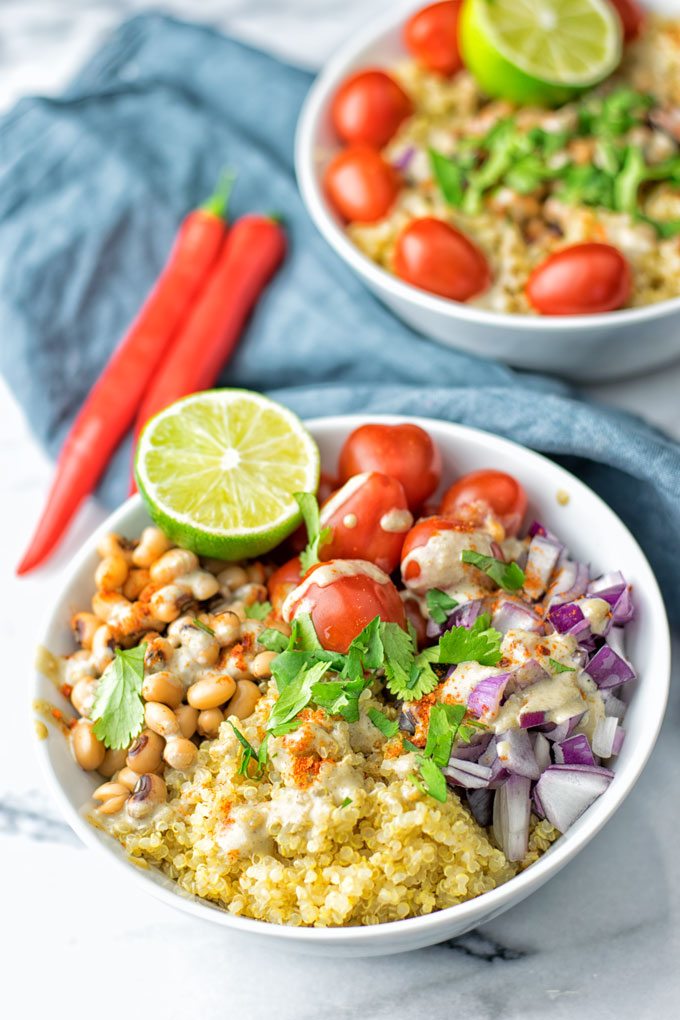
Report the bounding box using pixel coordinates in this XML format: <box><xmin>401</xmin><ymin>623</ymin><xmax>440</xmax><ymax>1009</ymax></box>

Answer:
<box><xmin>17</xmin><ymin>175</ymin><xmax>233</xmax><ymax>575</ymax></box>
<box><xmin>132</xmin><ymin>213</ymin><xmax>286</xmax><ymax>451</ymax></box>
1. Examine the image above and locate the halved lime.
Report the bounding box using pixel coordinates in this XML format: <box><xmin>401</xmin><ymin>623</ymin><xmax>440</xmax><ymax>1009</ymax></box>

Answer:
<box><xmin>459</xmin><ymin>0</ymin><xmax>622</xmax><ymax>107</ymax></box>
<box><xmin>134</xmin><ymin>390</ymin><xmax>320</xmax><ymax>559</ymax></box>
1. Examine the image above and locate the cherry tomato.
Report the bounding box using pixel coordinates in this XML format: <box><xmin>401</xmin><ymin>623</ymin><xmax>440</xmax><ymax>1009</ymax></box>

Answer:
<box><xmin>400</xmin><ymin>516</ymin><xmax>460</xmax><ymax>583</ymax></box>
<box><xmin>338</xmin><ymin>423</ymin><xmax>442</xmax><ymax>512</ymax></box>
<box><xmin>404</xmin><ymin>2</ymin><xmax>463</xmax><ymax>76</ymax></box>
<box><xmin>400</xmin><ymin>515</ymin><xmax>496</xmax><ymax>593</ymax></box>
<box><xmin>331</xmin><ymin>69</ymin><xmax>413</xmax><ymax>148</ymax></box>
<box><xmin>394</xmin><ymin>217</ymin><xmax>491</xmax><ymax>301</ymax></box>
<box><xmin>324</xmin><ymin>145</ymin><xmax>400</xmax><ymax>223</ymax></box>
<box><xmin>268</xmin><ymin>556</ymin><xmax>302</xmax><ymax>615</ymax></box>
<box><xmin>319</xmin><ymin>472</ymin><xmax>412</xmax><ymax>573</ymax></box>
<box><xmin>439</xmin><ymin>470</ymin><xmax>527</xmax><ymax>538</ymax></box>
<box><xmin>283</xmin><ymin>560</ymin><xmax>406</xmax><ymax>653</ymax></box>
<box><xmin>526</xmin><ymin>243</ymin><xmax>631</xmax><ymax>316</ymax></box>
<box><xmin>609</xmin><ymin>0</ymin><xmax>644</xmax><ymax>42</ymax></box>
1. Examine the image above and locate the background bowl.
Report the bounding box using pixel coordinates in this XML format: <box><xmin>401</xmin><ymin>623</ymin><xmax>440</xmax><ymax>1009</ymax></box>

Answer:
<box><xmin>295</xmin><ymin>1</ymin><xmax>680</xmax><ymax>382</ymax></box>
<box><xmin>35</xmin><ymin>415</ymin><xmax>670</xmax><ymax>956</ymax></box>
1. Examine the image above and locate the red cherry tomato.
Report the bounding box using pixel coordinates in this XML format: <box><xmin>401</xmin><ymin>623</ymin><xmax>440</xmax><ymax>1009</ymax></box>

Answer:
<box><xmin>439</xmin><ymin>470</ymin><xmax>527</xmax><ymax>538</ymax></box>
<box><xmin>324</xmin><ymin>145</ymin><xmax>400</xmax><ymax>223</ymax></box>
<box><xmin>609</xmin><ymin>0</ymin><xmax>644</xmax><ymax>42</ymax></box>
<box><xmin>404</xmin><ymin>2</ymin><xmax>463</xmax><ymax>76</ymax></box>
<box><xmin>400</xmin><ymin>516</ymin><xmax>460</xmax><ymax>582</ymax></box>
<box><xmin>394</xmin><ymin>217</ymin><xmax>491</xmax><ymax>301</ymax></box>
<box><xmin>268</xmin><ymin>556</ymin><xmax>302</xmax><ymax>616</ymax></box>
<box><xmin>283</xmin><ymin>560</ymin><xmax>406</xmax><ymax>653</ymax></box>
<box><xmin>331</xmin><ymin>70</ymin><xmax>413</xmax><ymax>148</ymax></box>
<box><xmin>526</xmin><ymin>243</ymin><xmax>631</xmax><ymax>316</ymax></box>
<box><xmin>338</xmin><ymin>423</ymin><xmax>442</xmax><ymax>512</ymax></box>
<box><xmin>319</xmin><ymin>472</ymin><xmax>412</xmax><ymax>574</ymax></box>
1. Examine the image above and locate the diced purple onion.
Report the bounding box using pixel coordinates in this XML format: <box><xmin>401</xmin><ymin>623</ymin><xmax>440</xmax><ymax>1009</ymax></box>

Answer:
<box><xmin>398</xmin><ymin>708</ymin><xmax>416</xmax><ymax>735</ymax></box>
<box><xmin>448</xmin><ymin>733</ymin><xmax>492</xmax><ymax>762</ymax></box>
<box><xmin>548</xmin><ymin>561</ymin><xmax>589</xmax><ymax>606</ymax></box>
<box><xmin>543</xmin><ymin>714</ymin><xmax>584</xmax><ymax>742</ymax></box>
<box><xmin>603</xmin><ymin>692</ymin><xmax>627</xmax><ymax>722</ymax></box>
<box><xmin>392</xmin><ymin>146</ymin><xmax>415</xmax><ymax>171</ymax></box>
<box><xmin>492</xmin><ymin>598</ymin><xmax>544</xmax><ymax>636</ymax></box>
<box><xmin>523</xmin><ymin>535</ymin><xmax>562</xmax><ymax>600</ymax></box>
<box><xmin>496</xmin><ymin>729</ymin><xmax>540</xmax><ymax>780</ymax></box>
<box><xmin>466</xmin><ymin>788</ymin><xmax>494</xmax><ymax>828</ymax></box>
<box><xmin>509</xmin><ymin>659</ymin><xmax>551</xmax><ymax>697</ymax></box>
<box><xmin>534</xmin><ymin>764</ymin><xmax>614</xmax><ymax>833</ymax></box>
<box><xmin>612</xmin><ymin>727</ymin><xmax>625</xmax><ymax>755</ymax></box>
<box><xmin>553</xmin><ymin>733</ymin><xmax>595</xmax><ymax>766</ymax></box>
<box><xmin>592</xmin><ymin>716</ymin><xmax>620</xmax><ymax>758</ymax></box>
<box><xmin>588</xmin><ymin>571</ymin><xmax>635</xmax><ymax>626</ymax></box>
<box><xmin>467</xmin><ymin>672</ymin><xmax>511</xmax><ymax>719</ymax></box>
<box><xmin>520</xmin><ymin>710</ymin><xmax>547</xmax><ymax>729</ymax></box>
<box><xmin>528</xmin><ymin>520</ymin><xmax>561</xmax><ymax>544</ymax></box>
<box><xmin>427</xmin><ymin>598</ymin><xmax>484</xmax><ymax>638</ymax></box>
<box><xmin>479</xmin><ymin>737</ymin><xmax>509</xmax><ymax>788</ymax></box>
<box><xmin>493</xmin><ymin>774</ymin><xmax>531</xmax><ymax>861</ymax></box>
<box><xmin>548</xmin><ymin>601</ymin><xmax>586</xmax><ymax>634</ymax></box>
<box><xmin>443</xmin><ymin>758</ymin><xmax>493</xmax><ymax>789</ymax></box>
<box><xmin>585</xmin><ymin>644</ymin><xmax>636</xmax><ymax>689</ymax></box>
<box><xmin>532</xmin><ymin>732</ymin><xmax>552</xmax><ymax>773</ymax></box>
<box><xmin>532</xmin><ymin>784</ymin><xmax>545</xmax><ymax>818</ymax></box>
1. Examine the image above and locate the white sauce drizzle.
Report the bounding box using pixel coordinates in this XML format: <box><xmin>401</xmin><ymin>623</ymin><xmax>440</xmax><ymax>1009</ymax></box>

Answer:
<box><xmin>379</xmin><ymin>508</ymin><xmax>413</xmax><ymax>533</ymax></box>
<box><xmin>343</xmin><ymin>513</ymin><xmax>358</xmax><ymax>529</ymax></box>
<box><xmin>401</xmin><ymin>529</ymin><xmax>494</xmax><ymax>594</ymax></box>
<box><xmin>282</xmin><ymin>560</ymin><xmax>390</xmax><ymax>622</ymax></box>
<box><xmin>319</xmin><ymin>473</ymin><xmax>371</xmax><ymax>525</ymax></box>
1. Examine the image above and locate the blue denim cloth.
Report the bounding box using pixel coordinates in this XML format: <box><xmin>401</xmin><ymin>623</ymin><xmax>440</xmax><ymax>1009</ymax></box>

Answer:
<box><xmin>0</xmin><ymin>14</ymin><xmax>678</xmax><ymax>622</ymax></box>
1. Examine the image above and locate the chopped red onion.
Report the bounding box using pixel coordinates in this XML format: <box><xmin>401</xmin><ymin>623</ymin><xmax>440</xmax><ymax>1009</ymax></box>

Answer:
<box><xmin>466</xmin><ymin>788</ymin><xmax>494</xmax><ymax>828</ymax></box>
<box><xmin>492</xmin><ymin>598</ymin><xmax>544</xmax><ymax>636</ymax></box>
<box><xmin>467</xmin><ymin>672</ymin><xmax>511</xmax><ymax>718</ymax></box>
<box><xmin>603</xmin><ymin>692</ymin><xmax>627</xmax><ymax>721</ymax></box>
<box><xmin>444</xmin><ymin>758</ymin><xmax>494</xmax><ymax>789</ymax></box>
<box><xmin>479</xmin><ymin>737</ymin><xmax>510</xmax><ymax>788</ymax></box>
<box><xmin>548</xmin><ymin>561</ymin><xmax>589</xmax><ymax>606</ymax></box>
<box><xmin>392</xmin><ymin>145</ymin><xmax>415</xmax><ymax>171</ymax></box>
<box><xmin>532</xmin><ymin>784</ymin><xmax>545</xmax><ymax>818</ymax></box>
<box><xmin>496</xmin><ymin>729</ymin><xmax>540</xmax><ymax>779</ymax></box>
<box><xmin>548</xmin><ymin>601</ymin><xmax>586</xmax><ymax>634</ymax></box>
<box><xmin>448</xmin><ymin>733</ymin><xmax>492</xmax><ymax>762</ymax></box>
<box><xmin>532</xmin><ymin>732</ymin><xmax>552</xmax><ymax>772</ymax></box>
<box><xmin>520</xmin><ymin>710</ymin><xmax>547</xmax><ymax>729</ymax></box>
<box><xmin>493</xmin><ymin>774</ymin><xmax>531</xmax><ymax>861</ymax></box>
<box><xmin>524</xmin><ymin>535</ymin><xmax>562</xmax><ymax>600</ymax></box>
<box><xmin>612</xmin><ymin>726</ymin><xmax>626</xmax><ymax>755</ymax></box>
<box><xmin>398</xmin><ymin>708</ymin><xmax>416</xmax><ymax>735</ymax></box>
<box><xmin>509</xmin><ymin>659</ymin><xmax>551</xmax><ymax>697</ymax></box>
<box><xmin>535</xmin><ymin>764</ymin><xmax>614</xmax><ymax>832</ymax></box>
<box><xmin>587</xmin><ymin>571</ymin><xmax>634</xmax><ymax>625</ymax></box>
<box><xmin>553</xmin><ymin>733</ymin><xmax>595</xmax><ymax>766</ymax></box>
<box><xmin>585</xmin><ymin>644</ymin><xmax>636</xmax><ymax>689</ymax></box>
<box><xmin>592</xmin><ymin>716</ymin><xmax>620</xmax><ymax>758</ymax></box>
<box><xmin>427</xmin><ymin>598</ymin><xmax>485</xmax><ymax>638</ymax></box>
<box><xmin>543</xmin><ymin>713</ymin><xmax>584</xmax><ymax>742</ymax></box>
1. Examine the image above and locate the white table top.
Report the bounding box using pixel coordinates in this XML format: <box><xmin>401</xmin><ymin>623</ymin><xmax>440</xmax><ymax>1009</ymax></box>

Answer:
<box><xmin>2</xmin><ymin>2</ymin><xmax>679</xmax><ymax>1017</ymax></box>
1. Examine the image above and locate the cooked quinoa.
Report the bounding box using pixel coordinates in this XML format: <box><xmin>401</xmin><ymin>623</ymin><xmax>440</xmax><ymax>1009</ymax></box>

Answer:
<box><xmin>98</xmin><ymin>687</ymin><xmax>557</xmax><ymax>927</ymax></box>
<box><xmin>348</xmin><ymin>16</ymin><xmax>680</xmax><ymax>313</ymax></box>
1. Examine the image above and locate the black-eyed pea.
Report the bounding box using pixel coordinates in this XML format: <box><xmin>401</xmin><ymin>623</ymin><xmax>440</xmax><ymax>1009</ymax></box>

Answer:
<box><xmin>97</xmin><ymin>747</ymin><xmax>128</xmax><ymax>778</ymax></box>
<box><xmin>229</xmin><ymin>601</ymin><xmax>247</xmax><ymax>623</ymax></box>
<box><xmin>250</xmin><ymin>651</ymin><xmax>277</xmax><ymax>679</ymax></box>
<box><xmin>246</xmin><ymin>562</ymin><xmax>267</xmax><ymax>585</ymax></box>
<box><xmin>187</xmin><ymin>674</ymin><xmax>236</xmax><ymax>710</ymax></box>
<box><xmin>217</xmin><ymin>564</ymin><xmax>248</xmax><ymax>591</ymax></box>
<box><xmin>95</xmin><ymin>554</ymin><xmax>129</xmax><ymax>591</ymax></box>
<box><xmin>163</xmin><ymin>736</ymin><xmax>197</xmax><ymax>770</ymax></box>
<box><xmin>71</xmin><ymin>611</ymin><xmax>101</xmax><ymax>650</ymax></box>
<box><xmin>267</xmin><ymin>619</ymin><xmax>291</xmax><ymax>638</ymax></box>
<box><xmin>225</xmin><ymin>679</ymin><xmax>262</xmax><ymax>720</ymax></box>
<box><xmin>123</xmin><ymin>568</ymin><xmax>151</xmax><ymax>601</ymax></box>
<box><xmin>150</xmin><ymin>548</ymin><xmax>198</xmax><ymax>584</ymax></box>
<box><xmin>182</xmin><ymin>626</ymin><xmax>219</xmax><ymax>666</ymax></box>
<box><xmin>70</xmin><ymin>677</ymin><xmax>97</xmax><ymax>718</ymax></box>
<box><xmin>64</xmin><ymin>650</ymin><xmax>96</xmax><ymax>685</ymax></box>
<box><xmin>142</xmin><ymin>670</ymin><xmax>183</xmax><ymax>708</ymax></box>
<box><xmin>150</xmin><ymin>585</ymin><xmax>194</xmax><ymax>624</ymax></box>
<box><xmin>126</xmin><ymin>728</ymin><xmax>165</xmax><ymax>774</ymax></box>
<box><xmin>234</xmin><ymin>582</ymin><xmax>269</xmax><ymax>606</ymax></box>
<box><xmin>91</xmin><ymin>625</ymin><xmax>115</xmax><ymax>673</ymax></box>
<box><xmin>97</xmin><ymin>533</ymin><xmax>134</xmax><ymax>563</ymax></box>
<box><xmin>92</xmin><ymin>591</ymin><xmax>132</xmax><ymax>624</ymax></box>
<box><xmin>132</xmin><ymin>527</ymin><xmax>173</xmax><ymax>568</ymax></box>
<box><xmin>97</xmin><ymin>793</ymin><xmax>129</xmax><ymax>815</ymax></box>
<box><xmin>179</xmin><ymin>570</ymin><xmax>220</xmax><ymax>601</ymax></box>
<box><xmin>127</xmin><ymin>773</ymin><xmax>167</xmax><ymax>819</ymax></box>
<box><xmin>70</xmin><ymin>719</ymin><xmax>106</xmax><ymax>771</ymax></box>
<box><xmin>143</xmin><ymin>637</ymin><xmax>175</xmax><ymax>673</ymax></box>
<box><xmin>175</xmin><ymin>703</ymin><xmax>199</xmax><ymax>739</ymax></box>
<box><xmin>144</xmin><ymin>701</ymin><xmax>180</xmax><ymax>738</ymax></box>
<box><xmin>224</xmin><ymin>649</ymin><xmax>251</xmax><ymax>682</ymax></box>
<box><xmin>212</xmin><ymin>611</ymin><xmax>242</xmax><ymax>647</ymax></box>
<box><xmin>241</xmin><ymin>619</ymin><xmax>265</xmax><ymax>642</ymax></box>
<box><xmin>197</xmin><ymin>708</ymin><xmax>224</xmax><ymax>737</ymax></box>
<box><xmin>116</xmin><ymin>766</ymin><xmax>140</xmax><ymax>791</ymax></box>
<box><xmin>93</xmin><ymin>781</ymin><xmax>129</xmax><ymax>814</ymax></box>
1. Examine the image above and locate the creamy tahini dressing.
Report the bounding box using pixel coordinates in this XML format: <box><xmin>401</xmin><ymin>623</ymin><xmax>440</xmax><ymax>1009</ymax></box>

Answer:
<box><xmin>401</xmin><ymin>528</ymin><xmax>495</xmax><ymax>595</ymax></box>
<box><xmin>379</xmin><ymin>508</ymin><xmax>413</xmax><ymax>533</ymax></box>
<box><xmin>319</xmin><ymin>473</ymin><xmax>371</xmax><ymax>525</ymax></box>
<box><xmin>578</xmin><ymin>597</ymin><xmax>612</xmax><ymax>636</ymax></box>
<box><xmin>343</xmin><ymin>513</ymin><xmax>358</xmax><ymax>529</ymax></box>
<box><xmin>440</xmin><ymin>662</ymin><xmax>505</xmax><ymax>721</ymax></box>
<box><xmin>282</xmin><ymin>560</ymin><xmax>390</xmax><ymax>622</ymax></box>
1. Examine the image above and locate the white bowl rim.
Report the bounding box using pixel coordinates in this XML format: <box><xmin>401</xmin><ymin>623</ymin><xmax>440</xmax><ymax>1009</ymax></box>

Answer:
<box><xmin>295</xmin><ymin>2</ymin><xmax>680</xmax><ymax>333</ymax></box>
<box><xmin>34</xmin><ymin>414</ymin><xmax>671</xmax><ymax>944</ymax></box>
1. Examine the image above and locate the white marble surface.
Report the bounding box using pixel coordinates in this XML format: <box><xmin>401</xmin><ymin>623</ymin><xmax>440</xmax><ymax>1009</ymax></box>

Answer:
<box><xmin>2</xmin><ymin>2</ymin><xmax>680</xmax><ymax>1017</ymax></box>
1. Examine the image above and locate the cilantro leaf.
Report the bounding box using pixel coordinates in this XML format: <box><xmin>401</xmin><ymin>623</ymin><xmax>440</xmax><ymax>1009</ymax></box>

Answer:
<box><xmin>295</xmin><ymin>492</ymin><xmax>332</xmax><ymax>572</ymax></box>
<box><xmin>311</xmin><ymin>677</ymin><xmax>370</xmax><ymax>722</ymax></box>
<box><xmin>244</xmin><ymin>600</ymin><xmax>272</xmax><ymax>621</ymax></box>
<box><xmin>426</xmin><ymin>588</ymin><xmax>459</xmax><ymax>626</ymax></box>
<box><xmin>549</xmin><ymin>658</ymin><xmax>576</xmax><ymax>674</ymax></box>
<box><xmin>414</xmin><ymin>756</ymin><xmax>448</xmax><ymax>803</ymax></box>
<box><xmin>228</xmin><ymin>721</ymin><xmax>268</xmax><ymax>779</ymax></box>
<box><xmin>381</xmin><ymin>622</ymin><xmax>416</xmax><ymax>695</ymax></box>
<box><xmin>461</xmin><ymin>549</ymin><xmax>525</xmax><ymax>592</ymax></box>
<box><xmin>192</xmin><ymin>618</ymin><xmax>215</xmax><ymax>636</ymax></box>
<box><xmin>340</xmin><ymin>797</ymin><xmax>352</xmax><ymax>808</ymax></box>
<box><xmin>368</xmin><ymin>707</ymin><xmax>400</xmax><ymax>739</ymax></box>
<box><xmin>267</xmin><ymin>660</ymin><xmax>331</xmax><ymax>733</ymax></box>
<box><xmin>91</xmin><ymin>643</ymin><xmax>146</xmax><ymax>750</ymax></box>
<box><xmin>429</xmin><ymin>148</ymin><xmax>465</xmax><ymax>206</ymax></box>
<box><xmin>290</xmin><ymin>612</ymin><xmax>323</xmax><ymax>651</ymax></box>
<box><xmin>343</xmin><ymin>616</ymin><xmax>384</xmax><ymax>681</ymax></box>
<box><xmin>438</xmin><ymin>621</ymin><xmax>502</xmax><ymax>666</ymax></box>
<box><xmin>258</xmin><ymin>628</ymin><xmax>289</xmax><ymax>653</ymax></box>
<box><xmin>271</xmin><ymin>648</ymin><xmax>342</xmax><ymax>691</ymax></box>
<box><xmin>423</xmin><ymin>703</ymin><xmax>467</xmax><ymax>767</ymax></box>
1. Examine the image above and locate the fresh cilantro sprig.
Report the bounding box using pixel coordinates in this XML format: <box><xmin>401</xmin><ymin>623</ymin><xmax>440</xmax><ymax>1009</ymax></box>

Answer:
<box><xmin>91</xmin><ymin>643</ymin><xmax>146</xmax><ymax>750</ymax></box>
<box><xmin>295</xmin><ymin>492</ymin><xmax>332</xmax><ymax>572</ymax></box>
<box><xmin>267</xmin><ymin>659</ymin><xmax>331</xmax><ymax>735</ymax></box>
<box><xmin>461</xmin><ymin>550</ymin><xmax>525</xmax><ymax>592</ymax></box>
<box><xmin>228</xmin><ymin>721</ymin><xmax>269</xmax><ymax>779</ymax></box>
<box><xmin>258</xmin><ymin>628</ymin><xmax>290</xmax><ymax>653</ymax></box>
<box><xmin>438</xmin><ymin>614</ymin><xmax>503</xmax><ymax>666</ymax></box>
<box><xmin>368</xmin><ymin>707</ymin><xmax>400</xmax><ymax>739</ymax></box>
<box><xmin>549</xmin><ymin>658</ymin><xmax>576</xmax><ymax>674</ymax></box>
<box><xmin>426</xmin><ymin>588</ymin><xmax>459</xmax><ymax>626</ymax></box>
<box><xmin>245</xmin><ymin>600</ymin><xmax>272</xmax><ymax>621</ymax></box>
<box><xmin>340</xmin><ymin>797</ymin><xmax>352</xmax><ymax>809</ymax></box>
<box><xmin>410</xmin><ymin>699</ymin><xmax>486</xmax><ymax>802</ymax></box>
<box><xmin>410</xmin><ymin>758</ymin><xmax>448</xmax><ymax>803</ymax></box>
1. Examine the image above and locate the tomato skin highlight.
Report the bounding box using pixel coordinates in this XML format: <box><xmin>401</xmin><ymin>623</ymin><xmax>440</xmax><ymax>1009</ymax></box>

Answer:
<box><xmin>609</xmin><ymin>0</ymin><xmax>644</xmax><ymax>42</ymax></box>
<box><xmin>268</xmin><ymin>556</ymin><xmax>302</xmax><ymax>615</ymax></box>
<box><xmin>319</xmin><ymin>472</ymin><xmax>412</xmax><ymax>573</ymax></box>
<box><xmin>439</xmin><ymin>470</ymin><xmax>527</xmax><ymax>537</ymax></box>
<box><xmin>526</xmin><ymin>243</ymin><xmax>632</xmax><ymax>316</ymax></box>
<box><xmin>324</xmin><ymin>145</ymin><xmax>400</xmax><ymax>223</ymax></box>
<box><xmin>284</xmin><ymin>561</ymin><xmax>406</xmax><ymax>653</ymax></box>
<box><xmin>331</xmin><ymin>70</ymin><xmax>413</xmax><ymax>148</ymax></box>
<box><xmin>404</xmin><ymin>2</ymin><xmax>463</xmax><ymax>76</ymax></box>
<box><xmin>394</xmin><ymin>217</ymin><xmax>491</xmax><ymax>301</ymax></box>
<box><xmin>338</xmin><ymin>423</ymin><xmax>442</xmax><ymax>512</ymax></box>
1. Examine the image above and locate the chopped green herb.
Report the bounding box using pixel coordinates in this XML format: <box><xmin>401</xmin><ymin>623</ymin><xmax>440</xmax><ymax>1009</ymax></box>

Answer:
<box><xmin>340</xmin><ymin>797</ymin><xmax>352</xmax><ymax>809</ymax></box>
<box><xmin>244</xmin><ymin>600</ymin><xmax>272</xmax><ymax>621</ymax></box>
<box><xmin>423</xmin><ymin>703</ymin><xmax>466</xmax><ymax>766</ymax></box>
<box><xmin>192</xmin><ymin>617</ymin><xmax>215</xmax><ymax>636</ymax></box>
<box><xmin>382</xmin><ymin>626</ymin><xmax>439</xmax><ymax>701</ymax></box>
<box><xmin>228</xmin><ymin>721</ymin><xmax>267</xmax><ymax>778</ymax></box>
<box><xmin>438</xmin><ymin>617</ymin><xmax>503</xmax><ymax>666</ymax></box>
<box><xmin>414</xmin><ymin>756</ymin><xmax>448</xmax><ymax>803</ymax></box>
<box><xmin>368</xmin><ymin>707</ymin><xmax>400</xmax><ymax>739</ymax></box>
<box><xmin>293</xmin><ymin>612</ymin><xmax>324</xmax><ymax>651</ymax></box>
<box><xmin>267</xmin><ymin>660</ymin><xmax>331</xmax><ymax>734</ymax></box>
<box><xmin>311</xmin><ymin>677</ymin><xmax>370</xmax><ymax>723</ymax></box>
<box><xmin>91</xmin><ymin>642</ymin><xmax>146</xmax><ymax>750</ymax></box>
<box><xmin>429</xmin><ymin>148</ymin><xmax>465</xmax><ymax>206</ymax></box>
<box><xmin>549</xmin><ymin>657</ymin><xmax>576</xmax><ymax>674</ymax></box>
<box><xmin>426</xmin><ymin>588</ymin><xmax>459</xmax><ymax>626</ymax></box>
<box><xmin>461</xmin><ymin>549</ymin><xmax>525</xmax><ymax>592</ymax></box>
<box><xmin>295</xmin><ymin>492</ymin><xmax>332</xmax><ymax>572</ymax></box>
<box><xmin>343</xmin><ymin>616</ymin><xmax>384</xmax><ymax>681</ymax></box>
<box><xmin>402</xmin><ymin>738</ymin><xmax>420</xmax><ymax>753</ymax></box>
<box><xmin>258</xmin><ymin>628</ymin><xmax>289</xmax><ymax>653</ymax></box>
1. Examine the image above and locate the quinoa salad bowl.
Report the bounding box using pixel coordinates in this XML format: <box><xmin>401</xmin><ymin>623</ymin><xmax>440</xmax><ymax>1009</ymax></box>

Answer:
<box><xmin>34</xmin><ymin>414</ymin><xmax>670</xmax><ymax>956</ymax></box>
<box><xmin>296</xmin><ymin>0</ymin><xmax>680</xmax><ymax>380</ymax></box>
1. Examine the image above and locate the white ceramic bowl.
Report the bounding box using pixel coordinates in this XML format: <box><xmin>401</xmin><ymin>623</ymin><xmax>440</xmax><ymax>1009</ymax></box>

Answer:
<box><xmin>295</xmin><ymin>0</ymin><xmax>680</xmax><ymax>381</ymax></box>
<box><xmin>35</xmin><ymin>415</ymin><xmax>670</xmax><ymax>956</ymax></box>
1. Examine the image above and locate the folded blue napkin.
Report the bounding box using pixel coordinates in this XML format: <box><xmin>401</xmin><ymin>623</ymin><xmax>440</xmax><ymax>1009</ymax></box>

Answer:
<box><xmin>1</xmin><ymin>14</ymin><xmax>678</xmax><ymax>623</ymax></box>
